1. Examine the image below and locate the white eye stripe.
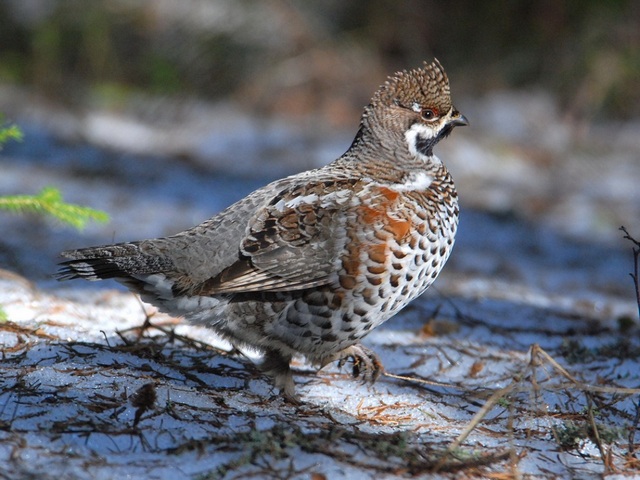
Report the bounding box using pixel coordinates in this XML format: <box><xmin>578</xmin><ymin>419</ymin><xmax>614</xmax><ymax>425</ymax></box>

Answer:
<box><xmin>411</xmin><ymin>102</ymin><xmax>421</xmax><ymax>113</ymax></box>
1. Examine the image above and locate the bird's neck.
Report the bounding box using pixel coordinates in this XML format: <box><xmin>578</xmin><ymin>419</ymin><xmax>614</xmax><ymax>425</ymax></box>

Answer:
<box><xmin>342</xmin><ymin>112</ymin><xmax>443</xmax><ymax>176</ymax></box>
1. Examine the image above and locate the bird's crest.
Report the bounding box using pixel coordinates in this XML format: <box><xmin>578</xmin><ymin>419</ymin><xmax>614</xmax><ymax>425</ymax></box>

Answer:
<box><xmin>372</xmin><ymin>59</ymin><xmax>452</xmax><ymax>115</ymax></box>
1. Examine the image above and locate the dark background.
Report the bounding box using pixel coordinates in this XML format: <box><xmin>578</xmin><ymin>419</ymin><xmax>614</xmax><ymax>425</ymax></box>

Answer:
<box><xmin>1</xmin><ymin>0</ymin><xmax>638</xmax><ymax>123</ymax></box>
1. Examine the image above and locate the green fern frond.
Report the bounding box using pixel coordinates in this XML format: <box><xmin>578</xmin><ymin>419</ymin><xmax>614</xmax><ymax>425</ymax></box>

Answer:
<box><xmin>0</xmin><ymin>187</ymin><xmax>109</xmax><ymax>230</ymax></box>
<box><xmin>0</xmin><ymin>123</ymin><xmax>23</xmax><ymax>146</ymax></box>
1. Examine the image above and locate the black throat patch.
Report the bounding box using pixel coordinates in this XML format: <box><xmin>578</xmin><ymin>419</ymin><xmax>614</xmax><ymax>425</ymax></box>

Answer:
<box><xmin>414</xmin><ymin>123</ymin><xmax>454</xmax><ymax>157</ymax></box>
<box><xmin>414</xmin><ymin>134</ymin><xmax>437</xmax><ymax>157</ymax></box>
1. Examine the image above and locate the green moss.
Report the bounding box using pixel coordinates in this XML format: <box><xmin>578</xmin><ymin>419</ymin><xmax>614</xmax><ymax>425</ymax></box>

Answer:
<box><xmin>553</xmin><ymin>419</ymin><xmax>623</xmax><ymax>451</ymax></box>
<box><xmin>558</xmin><ymin>339</ymin><xmax>593</xmax><ymax>364</ymax></box>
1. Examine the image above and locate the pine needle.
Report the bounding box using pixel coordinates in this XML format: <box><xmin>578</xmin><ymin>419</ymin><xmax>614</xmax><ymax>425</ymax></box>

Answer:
<box><xmin>0</xmin><ymin>187</ymin><xmax>109</xmax><ymax>230</ymax></box>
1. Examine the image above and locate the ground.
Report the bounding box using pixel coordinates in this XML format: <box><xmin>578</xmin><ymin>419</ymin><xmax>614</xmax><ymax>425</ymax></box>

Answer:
<box><xmin>1</xmin><ymin>88</ymin><xmax>640</xmax><ymax>479</ymax></box>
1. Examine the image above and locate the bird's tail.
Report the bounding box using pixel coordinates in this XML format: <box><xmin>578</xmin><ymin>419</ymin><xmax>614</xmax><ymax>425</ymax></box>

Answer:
<box><xmin>58</xmin><ymin>242</ymin><xmax>224</xmax><ymax>319</ymax></box>
<box><xmin>57</xmin><ymin>242</ymin><xmax>174</xmax><ymax>285</ymax></box>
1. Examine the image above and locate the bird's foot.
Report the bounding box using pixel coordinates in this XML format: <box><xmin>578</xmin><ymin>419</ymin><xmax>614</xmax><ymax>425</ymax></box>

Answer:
<box><xmin>334</xmin><ymin>344</ymin><xmax>384</xmax><ymax>384</ymax></box>
<box><xmin>260</xmin><ymin>350</ymin><xmax>299</xmax><ymax>404</ymax></box>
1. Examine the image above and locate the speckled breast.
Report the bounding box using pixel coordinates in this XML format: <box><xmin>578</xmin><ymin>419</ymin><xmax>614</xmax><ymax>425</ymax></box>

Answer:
<box><xmin>279</xmin><ymin>169</ymin><xmax>459</xmax><ymax>357</ymax></box>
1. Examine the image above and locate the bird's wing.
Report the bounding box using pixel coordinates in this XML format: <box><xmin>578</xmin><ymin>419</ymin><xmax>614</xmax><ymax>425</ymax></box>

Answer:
<box><xmin>191</xmin><ymin>177</ymin><xmax>360</xmax><ymax>295</ymax></box>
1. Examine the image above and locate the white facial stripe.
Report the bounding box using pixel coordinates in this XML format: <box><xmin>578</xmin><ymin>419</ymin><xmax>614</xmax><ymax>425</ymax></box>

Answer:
<box><xmin>411</xmin><ymin>102</ymin><xmax>421</xmax><ymax>113</ymax></box>
<box><xmin>404</xmin><ymin>123</ymin><xmax>436</xmax><ymax>161</ymax></box>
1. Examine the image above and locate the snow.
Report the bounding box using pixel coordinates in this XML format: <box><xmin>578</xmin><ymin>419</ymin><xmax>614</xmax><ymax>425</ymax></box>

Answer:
<box><xmin>1</xmin><ymin>89</ymin><xmax>640</xmax><ymax>478</ymax></box>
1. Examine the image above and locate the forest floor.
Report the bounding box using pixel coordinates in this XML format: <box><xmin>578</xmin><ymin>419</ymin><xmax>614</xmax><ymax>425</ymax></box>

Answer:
<box><xmin>1</xmin><ymin>87</ymin><xmax>640</xmax><ymax>479</ymax></box>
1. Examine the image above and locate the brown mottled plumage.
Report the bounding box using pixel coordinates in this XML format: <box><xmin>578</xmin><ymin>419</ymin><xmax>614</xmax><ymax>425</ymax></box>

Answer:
<box><xmin>58</xmin><ymin>60</ymin><xmax>468</xmax><ymax>401</ymax></box>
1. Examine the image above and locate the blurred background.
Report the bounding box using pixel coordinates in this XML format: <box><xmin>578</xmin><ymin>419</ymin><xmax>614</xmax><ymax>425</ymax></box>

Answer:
<box><xmin>1</xmin><ymin>0</ymin><xmax>639</xmax><ymax>120</ymax></box>
<box><xmin>0</xmin><ymin>0</ymin><xmax>639</xmax><ymax>302</ymax></box>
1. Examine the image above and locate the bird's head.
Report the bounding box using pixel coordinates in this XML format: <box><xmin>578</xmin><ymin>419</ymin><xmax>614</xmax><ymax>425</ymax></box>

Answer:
<box><xmin>366</xmin><ymin>59</ymin><xmax>468</xmax><ymax>159</ymax></box>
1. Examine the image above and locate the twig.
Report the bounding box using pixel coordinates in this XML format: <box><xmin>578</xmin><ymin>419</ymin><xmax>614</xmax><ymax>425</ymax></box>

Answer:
<box><xmin>383</xmin><ymin>372</ymin><xmax>462</xmax><ymax>390</ymax></box>
<box><xmin>586</xmin><ymin>393</ymin><xmax>613</xmax><ymax>474</ymax></box>
<box><xmin>620</xmin><ymin>226</ymin><xmax>640</xmax><ymax>321</ymax></box>
<box><xmin>433</xmin><ymin>381</ymin><xmax>519</xmax><ymax>472</ymax></box>
<box><xmin>629</xmin><ymin>400</ymin><xmax>640</xmax><ymax>456</ymax></box>
<box><xmin>431</xmin><ymin>343</ymin><xmax>640</xmax><ymax>473</ymax></box>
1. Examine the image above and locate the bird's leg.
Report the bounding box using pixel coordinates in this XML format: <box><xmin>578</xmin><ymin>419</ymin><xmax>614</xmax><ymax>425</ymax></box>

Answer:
<box><xmin>261</xmin><ymin>350</ymin><xmax>299</xmax><ymax>403</ymax></box>
<box><xmin>331</xmin><ymin>344</ymin><xmax>385</xmax><ymax>383</ymax></box>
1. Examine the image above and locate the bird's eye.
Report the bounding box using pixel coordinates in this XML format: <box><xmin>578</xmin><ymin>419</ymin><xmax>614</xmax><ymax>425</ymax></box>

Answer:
<box><xmin>421</xmin><ymin>109</ymin><xmax>438</xmax><ymax>121</ymax></box>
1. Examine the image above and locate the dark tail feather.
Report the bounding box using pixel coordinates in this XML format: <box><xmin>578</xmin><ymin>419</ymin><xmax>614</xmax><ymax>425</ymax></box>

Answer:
<box><xmin>57</xmin><ymin>242</ymin><xmax>174</xmax><ymax>282</ymax></box>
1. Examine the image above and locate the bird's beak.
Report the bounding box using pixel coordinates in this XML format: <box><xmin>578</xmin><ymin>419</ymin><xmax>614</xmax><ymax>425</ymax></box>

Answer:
<box><xmin>449</xmin><ymin>110</ymin><xmax>469</xmax><ymax>128</ymax></box>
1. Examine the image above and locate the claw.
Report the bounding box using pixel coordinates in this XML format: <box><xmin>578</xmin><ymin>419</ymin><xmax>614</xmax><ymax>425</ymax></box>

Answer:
<box><xmin>332</xmin><ymin>344</ymin><xmax>384</xmax><ymax>384</ymax></box>
<box><xmin>352</xmin><ymin>361</ymin><xmax>361</xmax><ymax>379</ymax></box>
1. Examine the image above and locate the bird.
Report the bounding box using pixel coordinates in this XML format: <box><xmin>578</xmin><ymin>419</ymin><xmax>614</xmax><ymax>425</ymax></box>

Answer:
<box><xmin>58</xmin><ymin>59</ymin><xmax>468</xmax><ymax>402</ymax></box>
